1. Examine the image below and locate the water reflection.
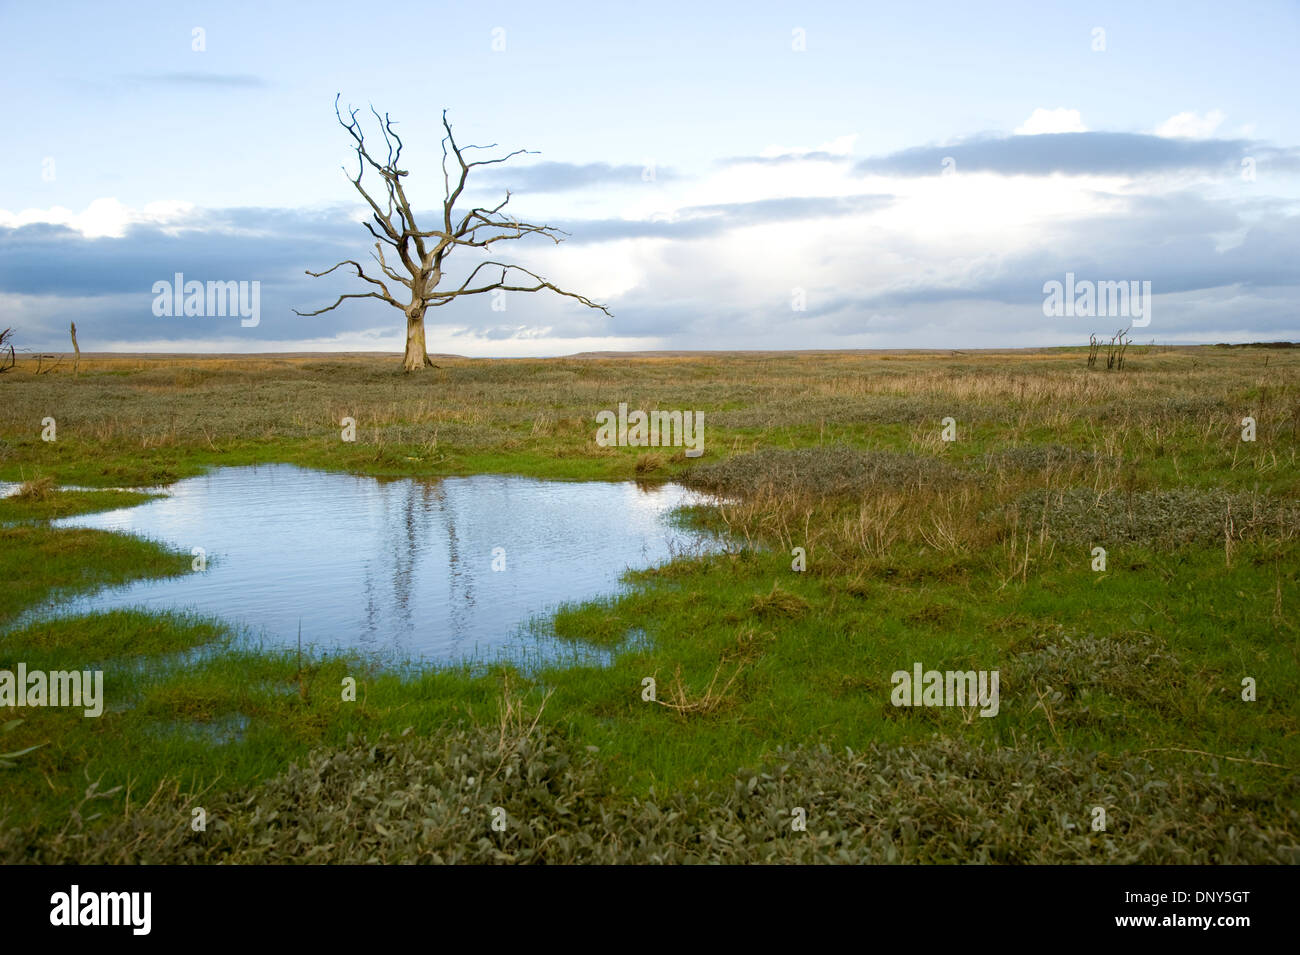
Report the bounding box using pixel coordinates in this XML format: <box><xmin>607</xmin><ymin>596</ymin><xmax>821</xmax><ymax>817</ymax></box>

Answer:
<box><xmin>35</xmin><ymin>465</ymin><xmax>718</xmax><ymax>666</ymax></box>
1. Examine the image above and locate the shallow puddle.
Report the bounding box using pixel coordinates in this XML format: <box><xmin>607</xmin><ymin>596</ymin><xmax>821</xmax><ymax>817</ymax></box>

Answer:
<box><xmin>36</xmin><ymin>465</ymin><xmax>719</xmax><ymax>666</ymax></box>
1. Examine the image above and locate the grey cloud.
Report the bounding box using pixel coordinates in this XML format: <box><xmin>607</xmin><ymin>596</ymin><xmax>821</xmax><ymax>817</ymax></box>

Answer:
<box><xmin>815</xmin><ymin>204</ymin><xmax>1300</xmax><ymax>315</ymax></box>
<box><xmin>0</xmin><ymin>206</ymin><xmax>616</xmax><ymax>348</ymax></box>
<box><xmin>855</xmin><ymin>132</ymin><xmax>1300</xmax><ymax>177</ymax></box>
<box><xmin>718</xmin><ymin>151</ymin><xmax>852</xmax><ymax>167</ymax></box>
<box><xmin>0</xmin><ymin>213</ymin><xmax>357</xmax><ymax>298</ymax></box>
<box><xmin>0</xmin><ymin>211</ymin><xmax>378</xmax><ymax>345</ymax></box>
<box><xmin>474</xmin><ymin>325</ymin><xmax>548</xmax><ymax>341</ymax></box>
<box><xmin>556</xmin><ymin>193</ymin><xmax>894</xmax><ymax>243</ymax></box>
<box><xmin>120</xmin><ymin>72</ymin><xmax>268</xmax><ymax>88</ymax></box>
<box><xmin>475</xmin><ymin>161</ymin><xmax>679</xmax><ymax>193</ymax></box>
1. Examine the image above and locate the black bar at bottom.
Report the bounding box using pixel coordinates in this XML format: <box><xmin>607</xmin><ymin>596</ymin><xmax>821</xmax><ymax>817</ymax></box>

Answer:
<box><xmin>0</xmin><ymin>863</ymin><xmax>1285</xmax><ymax>942</ymax></box>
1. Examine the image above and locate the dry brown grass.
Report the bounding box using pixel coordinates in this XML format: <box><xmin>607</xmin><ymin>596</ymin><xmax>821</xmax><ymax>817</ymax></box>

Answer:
<box><xmin>653</xmin><ymin>660</ymin><xmax>747</xmax><ymax>718</ymax></box>
<box><xmin>1</xmin><ymin>347</ymin><xmax>1296</xmax><ymax>453</ymax></box>
<box><xmin>749</xmin><ymin>581</ymin><xmax>810</xmax><ymax>617</ymax></box>
<box><xmin>15</xmin><ymin>475</ymin><xmax>55</xmax><ymax>501</ymax></box>
<box><xmin>634</xmin><ymin>452</ymin><xmax>665</xmax><ymax>474</ymax></box>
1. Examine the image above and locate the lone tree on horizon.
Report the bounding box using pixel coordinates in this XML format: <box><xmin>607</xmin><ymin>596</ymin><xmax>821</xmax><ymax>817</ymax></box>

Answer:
<box><xmin>297</xmin><ymin>97</ymin><xmax>609</xmax><ymax>372</ymax></box>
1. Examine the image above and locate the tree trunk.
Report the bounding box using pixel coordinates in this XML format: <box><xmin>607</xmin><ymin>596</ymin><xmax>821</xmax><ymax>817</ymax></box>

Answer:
<box><xmin>402</xmin><ymin>309</ymin><xmax>436</xmax><ymax>372</ymax></box>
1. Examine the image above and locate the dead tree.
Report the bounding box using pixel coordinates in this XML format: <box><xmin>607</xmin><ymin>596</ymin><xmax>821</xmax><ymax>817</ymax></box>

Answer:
<box><xmin>1105</xmin><ymin>327</ymin><xmax>1132</xmax><ymax>371</ymax></box>
<box><xmin>70</xmin><ymin>321</ymin><xmax>80</xmax><ymax>377</ymax></box>
<box><xmin>1087</xmin><ymin>333</ymin><xmax>1099</xmax><ymax>369</ymax></box>
<box><xmin>297</xmin><ymin>97</ymin><xmax>609</xmax><ymax>372</ymax></box>
<box><xmin>0</xmin><ymin>328</ymin><xmax>13</xmax><ymax>374</ymax></box>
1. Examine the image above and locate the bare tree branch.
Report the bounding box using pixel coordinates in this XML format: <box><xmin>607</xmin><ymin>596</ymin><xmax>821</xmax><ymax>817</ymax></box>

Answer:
<box><xmin>293</xmin><ymin>259</ymin><xmax>401</xmax><ymax>315</ymax></box>
<box><xmin>300</xmin><ymin>98</ymin><xmax>609</xmax><ymax>371</ymax></box>
<box><xmin>427</xmin><ymin>261</ymin><xmax>611</xmax><ymax>315</ymax></box>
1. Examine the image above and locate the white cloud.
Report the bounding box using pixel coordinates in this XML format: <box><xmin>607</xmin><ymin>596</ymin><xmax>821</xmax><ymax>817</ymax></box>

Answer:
<box><xmin>1155</xmin><ymin>109</ymin><xmax>1226</xmax><ymax>139</ymax></box>
<box><xmin>758</xmin><ymin>133</ymin><xmax>858</xmax><ymax>158</ymax></box>
<box><xmin>0</xmin><ymin>198</ymin><xmax>195</xmax><ymax>238</ymax></box>
<box><xmin>427</xmin><ymin>328</ymin><xmax>663</xmax><ymax>357</ymax></box>
<box><xmin>79</xmin><ymin>328</ymin><xmax>664</xmax><ymax>358</ymax></box>
<box><xmin>1015</xmin><ymin>108</ymin><xmax>1087</xmax><ymax>135</ymax></box>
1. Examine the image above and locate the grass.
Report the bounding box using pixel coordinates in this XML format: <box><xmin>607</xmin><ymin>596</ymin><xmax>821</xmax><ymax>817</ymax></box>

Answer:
<box><xmin>0</xmin><ymin>345</ymin><xmax>1297</xmax><ymax>862</ymax></box>
<box><xmin>0</xmin><ymin>524</ymin><xmax>191</xmax><ymax>623</ymax></box>
<box><xmin>0</xmin><ymin>487</ymin><xmax>163</xmax><ymax>523</ymax></box>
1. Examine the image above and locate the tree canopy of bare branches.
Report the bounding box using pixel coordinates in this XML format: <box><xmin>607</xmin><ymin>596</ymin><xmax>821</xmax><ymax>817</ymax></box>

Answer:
<box><xmin>298</xmin><ymin>97</ymin><xmax>609</xmax><ymax>372</ymax></box>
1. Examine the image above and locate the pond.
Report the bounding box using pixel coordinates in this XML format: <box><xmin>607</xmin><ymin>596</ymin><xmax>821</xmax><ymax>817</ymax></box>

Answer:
<box><xmin>31</xmin><ymin>465</ymin><xmax>721</xmax><ymax>667</ymax></box>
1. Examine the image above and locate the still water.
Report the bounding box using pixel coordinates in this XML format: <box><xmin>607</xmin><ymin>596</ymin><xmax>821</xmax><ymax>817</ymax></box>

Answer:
<box><xmin>38</xmin><ymin>465</ymin><xmax>719</xmax><ymax>666</ymax></box>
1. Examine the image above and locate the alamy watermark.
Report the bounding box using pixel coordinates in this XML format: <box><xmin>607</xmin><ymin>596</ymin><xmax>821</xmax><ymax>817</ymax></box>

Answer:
<box><xmin>891</xmin><ymin>662</ymin><xmax>999</xmax><ymax>717</ymax></box>
<box><xmin>1042</xmin><ymin>272</ymin><xmax>1151</xmax><ymax>327</ymax></box>
<box><xmin>1</xmin><ymin>664</ymin><xmax>103</xmax><ymax>717</ymax></box>
<box><xmin>595</xmin><ymin>402</ymin><xmax>704</xmax><ymax>457</ymax></box>
<box><xmin>152</xmin><ymin>272</ymin><xmax>261</xmax><ymax>327</ymax></box>
<box><xmin>50</xmin><ymin>885</ymin><xmax>150</xmax><ymax>935</ymax></box>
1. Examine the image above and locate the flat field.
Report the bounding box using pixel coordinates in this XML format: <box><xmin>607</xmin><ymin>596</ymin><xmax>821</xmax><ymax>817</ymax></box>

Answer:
<box><xmin>0</xmin><ymin>346</ymin><xmax>1296</xmax><ymax>862</ymax></box>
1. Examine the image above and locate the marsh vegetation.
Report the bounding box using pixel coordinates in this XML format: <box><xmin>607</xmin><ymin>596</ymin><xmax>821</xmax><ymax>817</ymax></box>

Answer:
<box><xmin>1</xmin><ymin>345</ymin><xmax>1297</xmax><ymax>862</ymax></box>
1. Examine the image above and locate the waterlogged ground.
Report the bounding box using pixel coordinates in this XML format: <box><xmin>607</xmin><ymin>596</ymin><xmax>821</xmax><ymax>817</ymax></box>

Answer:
<box><xmin>30</xmin><ymin>465</ymin><xmax>720</xmax><ymax>665</ymax></box>
<box><xmin>1</xmin><ymin>349</ymin><xmax>1297</xmax><ymax>863</ymax></box>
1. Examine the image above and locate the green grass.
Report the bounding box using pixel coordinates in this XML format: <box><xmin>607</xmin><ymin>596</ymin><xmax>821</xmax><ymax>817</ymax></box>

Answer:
<box><xmin>0</xmin><ymin>524</ymin><xmax>191</xmax><ymax>624</ymax></box>
<box><xmin>0</xmin><ymin>488</ymin><xmax>163</xmax><ymax>523</ymax></box>
<box><xmin>0</xmin><ymin>346</ymin><xmax>1297</xmax><ymax>862</ymax></box>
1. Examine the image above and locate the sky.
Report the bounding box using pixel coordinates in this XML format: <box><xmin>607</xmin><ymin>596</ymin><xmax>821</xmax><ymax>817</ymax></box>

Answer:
<box><xmin>1</xmin><ymin>0</ymin><xmax>1297</xmax><ymax>355</ymax></box>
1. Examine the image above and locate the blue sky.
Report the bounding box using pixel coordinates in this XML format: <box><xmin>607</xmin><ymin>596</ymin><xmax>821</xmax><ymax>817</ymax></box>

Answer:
<box><xmin>2</xmin><ymin>0</ymin><xmax>1297</xmax><ymax>354</ymax></box>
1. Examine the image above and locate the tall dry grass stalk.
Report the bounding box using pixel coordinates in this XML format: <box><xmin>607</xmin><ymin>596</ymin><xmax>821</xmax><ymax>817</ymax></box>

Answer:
<box><xmin>653</xmin><ymin>661</ymin><xmax>746</xmax><ymax>718</ymax></box>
